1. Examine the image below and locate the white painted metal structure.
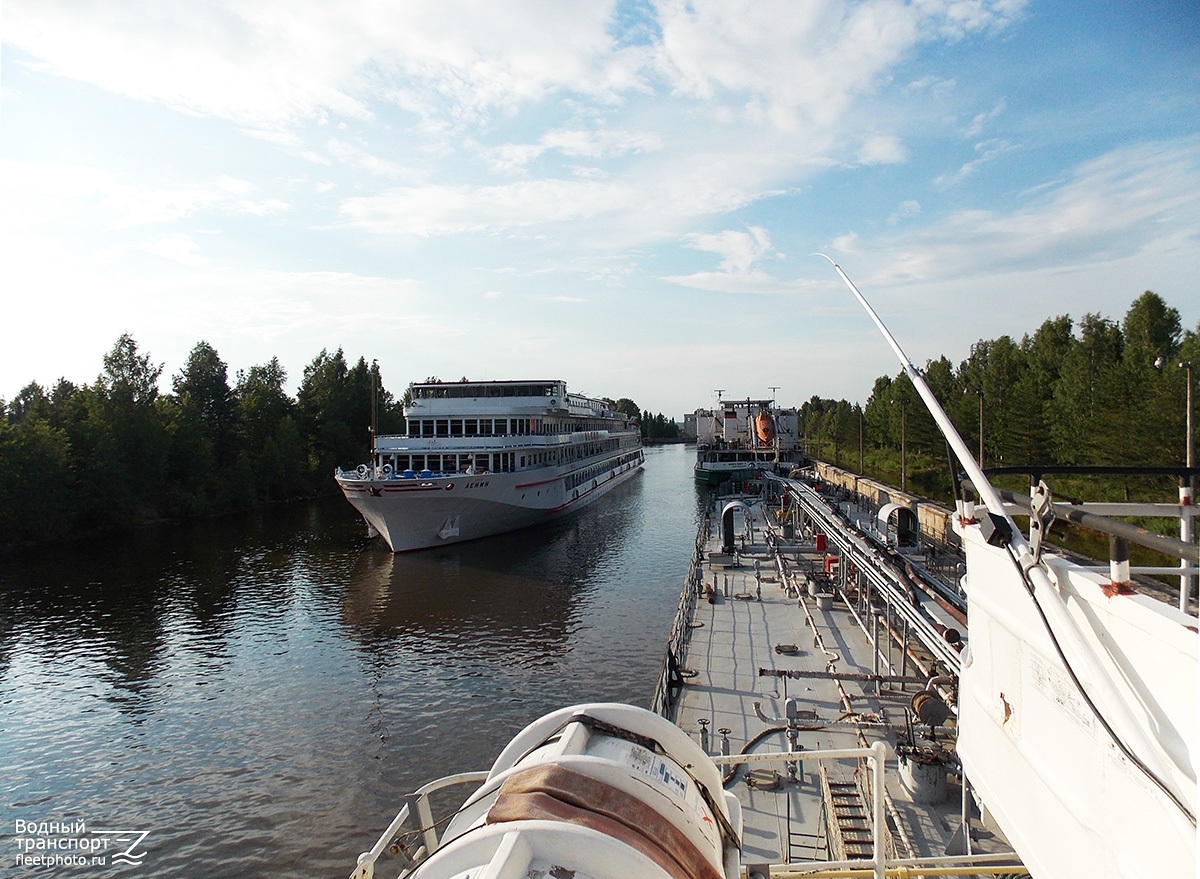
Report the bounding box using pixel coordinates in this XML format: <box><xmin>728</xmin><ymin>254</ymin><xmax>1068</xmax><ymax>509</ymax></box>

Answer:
<box><xmin>336</xmin><ymin>380</ymin><xmax>643</xmax><ymax>552</ymax></box>
<box><xmin>825</xmin><ymin>256</ymin><xmax>1197</xmax><ymax>879</ymax></box>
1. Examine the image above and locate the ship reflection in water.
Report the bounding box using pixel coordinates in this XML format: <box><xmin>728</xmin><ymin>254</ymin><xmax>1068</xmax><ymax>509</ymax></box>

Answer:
<box><xmin>0</xmin><ymin>445</ymin><xmax>699</xmax><ymax>879</ymax></box>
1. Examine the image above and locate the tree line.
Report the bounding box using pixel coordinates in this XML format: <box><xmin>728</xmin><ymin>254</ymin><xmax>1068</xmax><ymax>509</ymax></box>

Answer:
<box><xmin>5</xmin><ymin>290</ymin><xmax>1191</xmax><ymax>548</ymax></box>
<box><xmin>642</xmin><ymin>411</ymin><xmax>682</xmax><ymax>441</ymax></box>
<box><xmin>800</xmin><ymin>290</ymin><xmax>1198</xmax><ymax>504</ymax></box>
<box><xmin>0</xmin><ymin>335</ymin><xmax>404</xmax><ymax>549</ymax></box>
<box><xmin>0</xmin><ymin>346</ymin><xmax>665</xmax><ymax>550</ymax></box>
<box><xmin>600</xmin><ymin>399</ymin><xmax>679</xmax><ymax>441</ymax></box>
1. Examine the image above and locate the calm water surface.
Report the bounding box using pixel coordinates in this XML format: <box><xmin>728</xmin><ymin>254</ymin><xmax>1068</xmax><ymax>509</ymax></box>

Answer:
<box><xmin>1</xmin><ymin>444</ymin><xmax>702</xmax><ymax>877</ymax></box>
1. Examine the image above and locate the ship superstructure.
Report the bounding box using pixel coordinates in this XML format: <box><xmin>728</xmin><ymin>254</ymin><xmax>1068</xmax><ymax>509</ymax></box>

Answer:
<box><xmin>337</xmin><ymin>379</ymin><xmax>643</xmax><ymax>552</ymax></box>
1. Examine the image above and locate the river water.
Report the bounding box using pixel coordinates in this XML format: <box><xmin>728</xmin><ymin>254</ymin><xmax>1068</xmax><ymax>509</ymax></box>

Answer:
<box><xmin>1</xmin><ymin>444</ymin><xmax>702</xmax><ymax>877</ymax></box>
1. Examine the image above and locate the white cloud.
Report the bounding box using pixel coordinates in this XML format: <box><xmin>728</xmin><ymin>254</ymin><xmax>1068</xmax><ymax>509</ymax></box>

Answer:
<box><xmin>0</xmin><ymin>160</ymin><xmax>288</xmax><ymax>232</ymax></box>
<box><xmin>873</xmin><ymin>137</ymin><xmax>1200</xmax><ymax>285</ymax></box>
<box><xmin>5</xmin><ymin>0</ymin><xmax>1026</xmax><ymax>142</ymax></box>
<box><xmin>484</xmin><ymin>127</ymin><xmax>663</xmax><ymax>174</ymax></box>
<box><xmin>135</xmin><ymin>233</ymin><xmax>206</xmax><ymax>266</ymax></box>
<box><xmin>4</xmin><ymin>0</ymin><xmax>640</xmax><ymax>134</ymax></box>
<box><xmin>665</xmin><ymin>225</ymin><xmax>812</xmax><ymax>293</ymax></box>
<box><xmin>535</xmin><ymin>294</ymin><xmax>589</xmax><ymax>303</ymax></box>
<box><xmin>888</xmin><ymin>199</ymin><xmax>922</xmax><ymax>224</ymax></box>
<box><xmin>965</xmin><ymin>98</ymin><xmax>1007</xmax><ymax>137</ymax></box>
<box><xmin>682</xmin><ymin>226</ymin><xmax>772</xmax><ymax>273</ymax></box>
<box><xmin>338</xmin><ymin>179</ymin><xmax>636</xmax><ymax>236</ymax></box>
<box><xmin>858</xmin><ymin>134</ymin><xmax>907</xmax><ymax>165</ymax></box>
<box><xmin>652</xmin><ymin>0</ymin><xmax>1024</xmax><ymax>129</ymax></box>
<box><xmin>830</xmin><ymin>232</ymin><xmax>864</xmax><ymax>255</ymax></box>
<box><xmin>663</xmin><ymin>269</ymin><xmax>806</xmax><ymax>295</ymax></box>
<box><xmin>934</xmin><ymin>138</ymin><xmax>1018</xmax><ymax>188</ymax></box>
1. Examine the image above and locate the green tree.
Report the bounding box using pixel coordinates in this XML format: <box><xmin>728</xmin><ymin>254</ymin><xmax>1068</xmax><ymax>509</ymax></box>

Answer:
<box><xmin>863</xmin><ymin>376</ymin><xmax>894</xmax><ymax>449</ymax></box>
<box><xmin>1121</xmin><ymin>292</ymin><xmax>1183</xmax><ymax>467</ymax></box>
<box><xmin>1021</xmin><ymin>315</ymin><xmax>1074</xmax><ymax>464</ymax></box>
<box><xmin>173</xmin><ymin>342</ymin><xmax>238</xmax><ymax>462</ymax></box>
<box><xmin>1050</xmin><ymin>314</ymin><xmax>1123</xmax><ymax>465</ymax></box>
<box><xmin>83</xmin><ymin>334</ymin><xmax>169</xmax><ymax>526</ymax></box>
<box><xmin>0</xmin><ymin>409</ymin><xmax>74</xmax><ymax>544</ymax></box>
<box><xmin>234</xmin><ymin>357</ymin><xmax>307</xmax><ymax>501</ymax></box>
<box><xmin>296</xmin><ymin>348</ymin><xmax>374</xmax><ymax>486</ymax></box>
<box><xmin>166</xmin><ymin>342</ymin><xmax>241</xmax><ymax>514</ymax></box>
<box><xmin>7</xmin><ymin>382</ymin><xmax>52</xmax><ymax>424</ymax></box>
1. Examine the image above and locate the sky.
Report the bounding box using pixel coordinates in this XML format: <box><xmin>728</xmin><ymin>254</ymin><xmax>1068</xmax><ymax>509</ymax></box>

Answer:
<box><xmin>2</xmin><ymin>0</ymin><xmax>1198</xmax><ymax>419</ymax></box>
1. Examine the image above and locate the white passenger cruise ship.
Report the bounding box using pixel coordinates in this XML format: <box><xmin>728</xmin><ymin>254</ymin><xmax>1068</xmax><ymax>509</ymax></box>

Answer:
<box><xmin>336</xmin><ymin>379</ymin><xmax>644</xmax><ymax>552</ymax></box>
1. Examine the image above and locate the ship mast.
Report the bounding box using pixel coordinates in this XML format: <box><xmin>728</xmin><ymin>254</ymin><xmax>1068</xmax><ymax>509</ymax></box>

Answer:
<box><xmin>370</xmin><ymin>359</ymin><xmax>378</xmax><ymax>475</ymax></box>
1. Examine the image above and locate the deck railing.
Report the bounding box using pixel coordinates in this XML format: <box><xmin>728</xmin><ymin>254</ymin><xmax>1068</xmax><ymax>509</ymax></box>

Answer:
<box><xmin>649</xmin><ymin>503</ymin><xmax>710</xmax><ymax>717</ymax></box>
<box><xmin>350</xmin><ymin>744</ymin><xmax>1026</xmax><ymax>879</ymax></box>
<box><xmin>350</xmin><ymin>770</ymin><xmax>489</xmax><ymax>879</ymax></box>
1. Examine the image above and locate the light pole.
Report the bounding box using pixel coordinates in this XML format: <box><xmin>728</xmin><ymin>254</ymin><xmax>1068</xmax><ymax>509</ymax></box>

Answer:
<box><xmin>893</xmin><ymin>397</ymin><xmax>907</xmax><ymax>492</ymax></box>
<box><xmin>858</xmin><ymin>404</ymin><xmax>864</xmax><ymax>474</ymax></box>
<box><xmin>1182</xmin><ymin>359</ymin><xmax>1194</xmax><ymax>487</ymax></box>
<box><xmin>1182</xmin><ymin>359</ymin><xmax>1195</xmax><ymax>613</ymax></box>
<box><xmin>965</xmin><ymin>386</ymin><xmax>984</xmax><ymax>469</ymax></box>
<box><xmin>1159</xmin><ymin>356</ymin><xmax>1196</xmax><ymax>612</ymax></box>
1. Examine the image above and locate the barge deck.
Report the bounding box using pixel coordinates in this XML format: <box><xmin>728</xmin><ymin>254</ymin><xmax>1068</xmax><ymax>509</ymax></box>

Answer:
<box><xmin>660</xmin><ymin>480</ymin><xmax>1021</xmax><ymax>876</ymax></box>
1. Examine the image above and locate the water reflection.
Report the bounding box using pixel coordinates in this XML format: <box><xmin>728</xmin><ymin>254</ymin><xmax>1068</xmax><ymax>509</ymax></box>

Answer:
<box><xmin>0</xmin><ymin>445</ymin><xmax>697</xmax><ymax>879</ymax></box>
<box><xmin>341</xmin><ymin>480</ymin><xmax>640</xmax><ymax>642</ymax></box>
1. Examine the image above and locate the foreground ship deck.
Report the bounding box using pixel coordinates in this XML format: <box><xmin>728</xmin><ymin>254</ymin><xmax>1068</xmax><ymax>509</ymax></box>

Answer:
<box><xmin>350</xmin><ymin>467</ymin><xmax>1195</xmax><ymax>879</ymax></box>
<box><xmin>664</xmin><ymin>486</ymin><xmax>1015</xmax><ymax>874</ymax></box>
<box><xmin>350</xmin><ymin>480</ymin><xmax>1030</xmax><ymax>879</ymax></box>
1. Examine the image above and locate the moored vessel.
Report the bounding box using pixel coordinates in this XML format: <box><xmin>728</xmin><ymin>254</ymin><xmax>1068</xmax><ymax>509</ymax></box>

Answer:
<box><xmin>336</xmin><ymin>379</ymin><xmax>643</xmax><ymax>552</ymax></box>
<box><xmin>692</xmin><ymin>396</ymin><xmax>801</xmax><ymax>486</ymax></box>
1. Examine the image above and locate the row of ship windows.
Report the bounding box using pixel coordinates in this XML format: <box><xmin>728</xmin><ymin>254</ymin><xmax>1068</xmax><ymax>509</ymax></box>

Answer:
<box><xmin>376</xmin><ymin>437</ymin><xmax>632</xmax><ymax>475</ymax></box>
<box><xmin>408</xmin><ymin>417</ymin><xmax>622</xmax><ymax>438</ymax></box>
<box><xmin>413</xmin><ymin>383</ymin><xmax>560</xmax><ymax>400</ymax></box>
<box><xmin>564</xmin><ymin>451</ymin><xmax>643</xmax><ymax>491</ymax></box>
<box><xmin>376</xmin><ymin>451</ymin><xmax>515</xmax><ymax>474</ymax></box>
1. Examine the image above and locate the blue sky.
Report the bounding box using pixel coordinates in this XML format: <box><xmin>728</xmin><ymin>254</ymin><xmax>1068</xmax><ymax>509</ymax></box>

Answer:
<box><xmin>2</xmin><ymin>0</ymin><xmax>1198</xmax><ymax>418</ymax></box>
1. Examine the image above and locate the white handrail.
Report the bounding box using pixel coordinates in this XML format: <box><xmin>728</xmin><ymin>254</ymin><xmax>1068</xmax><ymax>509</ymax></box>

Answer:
<box><xmin>714</xmin><ymin>741</ymin><xmax>890</xmax><ymax>879</ymax></box>
<box><xmin>351</xmin><ymin>771</ymin><xmax>490</xmax><ymax>879</ymax></box>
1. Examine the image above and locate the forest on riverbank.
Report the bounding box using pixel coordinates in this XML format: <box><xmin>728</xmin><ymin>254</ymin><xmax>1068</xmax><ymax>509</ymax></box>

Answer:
<box><xmin>1</xmin><ymin>289</ymin><xmax>1193</xmax><ymax>550</ymax></box>
<box><xmin>0</xmin><ymin>338</ymin><xmax>405</xmax><ymax>548</ymax></box>
<box><xmin>0</xmin><ymin>340</ymin><xmax>668</xmax><ymax>549</ymax></box>
<box><xmin>798</xmin><ymin>290</ymin><xmax>1198</xmax><ymax>507</ymax></box>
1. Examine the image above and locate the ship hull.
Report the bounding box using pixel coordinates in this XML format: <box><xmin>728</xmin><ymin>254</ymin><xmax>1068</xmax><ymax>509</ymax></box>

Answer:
<box><xmin>338</xmin><ymin>455</ymin><xmax>642</xmax><ymax>552</ymax></box>
<box><xmin>693</xmin><ymin>462</ymin><xmax>757</xmax><ymax>485</ymax></box>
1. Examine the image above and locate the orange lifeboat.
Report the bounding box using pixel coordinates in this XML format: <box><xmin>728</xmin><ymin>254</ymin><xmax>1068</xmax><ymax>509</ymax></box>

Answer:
<box><xmin>754</xmin><ymin>409</ymin><xmax>775</xmax><ymax>445</ymax></box>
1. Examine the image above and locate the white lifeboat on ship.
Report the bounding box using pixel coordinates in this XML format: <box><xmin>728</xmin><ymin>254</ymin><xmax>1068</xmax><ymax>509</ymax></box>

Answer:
<box><xmin>357</xmin><ymin>703</ymin><xmax>743</xmax><ymax>879</ymax></box>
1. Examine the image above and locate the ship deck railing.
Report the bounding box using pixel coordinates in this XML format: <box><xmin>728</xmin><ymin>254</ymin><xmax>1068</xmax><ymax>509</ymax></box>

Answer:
<box><xmin>336</xmin><ymin>466</ymin><xmax>477</xmax><ymax>481</ymax></box>
<box><xmin>650</xmin><ymin>509</ymin><xmax>709</xmax><ymax>717</ymax></box>
<box><xmin>351</xmin><ymin>770</ymin><xmax>489</xmax><ymax>879</ymax></box>
<box><xmin>349</xmin><ymin>745</ymin><xmax>1026</xmax><ymax>879</ymax></box>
